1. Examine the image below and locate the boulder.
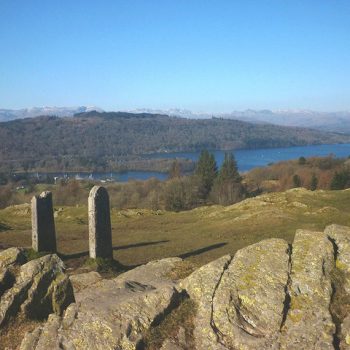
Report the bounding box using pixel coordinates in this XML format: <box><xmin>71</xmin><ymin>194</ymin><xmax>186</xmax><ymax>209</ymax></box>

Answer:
<box><xmin>17</xmin><ymin>224</ymin><xmax>350</xmax><ymax>350</ymax></box>
<box><xmin>325</xmin><ymin>224</ymin><xmax>350</xmax><ymax>349</ymax></box>
<box><xmin>0</xmin><ymin>247</ymin><xmax>26</xmax><ymax>268</ymax></box>
<box><xmin>20</xmin><ymin>258</ymin><xmax>183</xmax><ymax>350</ymax></box>
<box><xmin>212</xmin><ymin>239</ymin><xmax>290</xmax><ymax>350</ymax></box>
<box><xmin>180</xmin><ymin>255</ymin><xmax>232</xmax><ymax>350</ymax></box>
<box><xmin>280</xmin><ymin>230</ymin><xmax>335</xmax><ymax>349</ymax></box>
<box><xmin>0</xmin><ymin>251</ymin><xmax>74</xmax><ymax>328</ymax></box>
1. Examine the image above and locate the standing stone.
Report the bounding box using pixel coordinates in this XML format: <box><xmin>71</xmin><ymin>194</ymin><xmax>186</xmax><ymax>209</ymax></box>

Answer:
<box><xmin>88</xmin><ymin>186</ymin><xmax>113</xmax><ymax>259</ymax></box>
<box><xmin>31</xmin><ymin>191</ymin><xmax>57</xmax><ymax>252</ymax></box>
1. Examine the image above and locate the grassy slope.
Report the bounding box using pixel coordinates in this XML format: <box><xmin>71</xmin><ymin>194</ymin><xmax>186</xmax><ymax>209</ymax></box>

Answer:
<box><xmin>1</xmin><ymin>188</ymin><xmax>350</xmax><ymax>269</ymax></box>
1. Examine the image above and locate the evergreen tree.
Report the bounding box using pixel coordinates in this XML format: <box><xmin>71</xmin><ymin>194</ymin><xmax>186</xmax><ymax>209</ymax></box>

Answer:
<box><xmin>194</xmin><ymin>150</ymin><xmax>218</xmax><ymax>199</ymax></box>
<box><xmin>168</xmin><ymin>159</ymin><xmax>181</xmax><ymax>179</ymax></box>
<box><xmin>310</xmin><ymin>173</ymin><xmax>318</xmax><ymax>191</ymax></box>
<box><xmin>292</xmin><ymin>174</ymin><xmax>301</xmax><ymax>187</ymax></box>
<box><xmin>331</xmin><ymin>170</ymin><xmax>350</xmax><ymax>190</ymax></box>
<box><xmin>298</xmin><ymin>156</ymin><xmax>306</xmax><ymax>165</ymax></box>
<box><xmin>211</xmin><ymin>153</ymin><xmax>245</xmax><ymax>205</ymax></box>
<box><xmin>217</xmin><ymin>153</ymin><xmax>241</xmax><ymax>183</ymax></box>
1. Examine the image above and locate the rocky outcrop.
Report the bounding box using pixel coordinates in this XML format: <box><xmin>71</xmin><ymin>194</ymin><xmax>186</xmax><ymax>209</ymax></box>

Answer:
<box><xmin>325</xmin><ymin>224</ymin><xmax>350</xmax><ymax>349</ymax></box>
<box><xmin>10</xmin><ymin>224</ymin><xmax>350</xmax><ymax>349</ymax></box>
<box><xmin>280</xmin><ymin>230</ymin><xmax>335</xmax><ymax>349</ymax></box>
<box><xmin>180</xmin><ymin>254</ymin><xmax>232</xmax><ymax>350</ymax></box>
<box><xmin>20</xmin><ymin>258</ymin><xmax>183</xmax><ymax>350</ymax></box>
<box><xmin>0</xmin><ymin>249</ymin><xmax>74</xmax><ymax>329</ymax></box>
<box><xmin>213</xmin><ymin>239</ymin><xmax>290</xmax><ymax>349</ymax></box>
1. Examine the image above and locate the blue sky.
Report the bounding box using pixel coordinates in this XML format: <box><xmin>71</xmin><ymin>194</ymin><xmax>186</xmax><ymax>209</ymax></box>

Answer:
<box><xmin>0</xmin><ymin>1</ymin><xmax>349</xmax><ymax>112</ymax></box>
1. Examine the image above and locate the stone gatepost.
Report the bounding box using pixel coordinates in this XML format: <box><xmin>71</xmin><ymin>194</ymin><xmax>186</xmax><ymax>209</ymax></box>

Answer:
<box><xmin>88</xmin><ymin>186</ymin><xmax>113</xmax><ymax>259</ymax></box>
<box><xmin>31</xmin><ymin>191</ymin><xmax>57</xmax><ymax>252</ymax></box>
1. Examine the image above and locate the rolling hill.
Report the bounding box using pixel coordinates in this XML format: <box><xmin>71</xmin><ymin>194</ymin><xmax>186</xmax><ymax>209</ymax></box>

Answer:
<box><xmin>1</xmin><ymin>111</ymin><xmax>350</xmax><ymax>172</ymax></box>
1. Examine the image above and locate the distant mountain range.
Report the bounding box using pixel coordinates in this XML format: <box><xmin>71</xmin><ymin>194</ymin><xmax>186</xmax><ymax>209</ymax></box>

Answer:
<box><xmin>134</xmin><ymin>108</ymin><xmax>350</xmax><ymax>133</ymax></box>
<box><xmin>0</xmin><ymin>106</ymin><xmax>103</xmax><ymax>122</ymax></box>
<box><xmin>1</xmin><ymin>106</ymin><xmax>350</xmax><ymax>133</ymax></box>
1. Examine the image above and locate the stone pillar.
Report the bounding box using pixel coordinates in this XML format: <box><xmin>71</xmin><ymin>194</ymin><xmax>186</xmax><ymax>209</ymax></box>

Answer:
<box><xmin>31</xmin><ymin>191</ymin><xmax>57</xmax><ymax>252</ymax></box>
<box><xmin>88</xmin><ymin>186</ymin><xmax>113</xmax><ymax>259</ymax></box>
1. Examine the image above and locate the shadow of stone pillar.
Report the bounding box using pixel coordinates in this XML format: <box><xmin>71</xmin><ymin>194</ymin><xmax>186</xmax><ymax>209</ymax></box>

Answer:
<box><xmin>31</xmin><ymin>191</ymin><xmax>57</xmax><ymax>252</ymax></box>
<box><xmin>88</xmin><ymin>186</ymin><xmax>113</xmax><ymax>259</ymax></box>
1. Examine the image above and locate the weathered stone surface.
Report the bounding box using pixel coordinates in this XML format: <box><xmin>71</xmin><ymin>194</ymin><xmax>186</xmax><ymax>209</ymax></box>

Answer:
<box><xmin>32</xmin><ymin>191</ymin><xmax>57</xmax><ymax>253</ymax></box>
<box><xmin>88</xmin><ymin>186</ymin><xmax>113</xmax><ymax>259</ymax></box>
<box><xmin>325</xmin><ymin>224</ymin><xmax>350</xmax><ymax>292</ymax></box>
<box><xmin>18</xmin><ymin>225</ymin><xmax>350</xmax><ymax>350</ymax></box>
<box><xmin>280</xmin><ymin>230</ymin><xmax>335</xmax><ymax>349</ymax></box>
<box><xmin>20</xmin><ymin>313</ymin><xmax>75</xmax><ymax>350</ymax></box>
<box><xmin>0</xmin><ymin>268</ymin><xmax>14</xmax><ymax>298</ymax></box>
<box><xmin>325</xmin><ymin>224</ymin><xmax>350</xmax><ymax>350</ymax></box>
<box><xmin>0</xmin><ymin>247</ymin><xmax>25</xmax><ymax>268</ymax></box>
<box><xmin>21</xmin><ymin>257</ymin><xmax>183</xmax><ymax>350</ymax></box>
<box><xmin>180</xmin><ymin>254</ymin><xmax>232</xmax><ymax>350</ymax></box>
<box><xmin>212</xmin><ymin>238</ymin><xmax>290</xmax><ymax>350</ymax></box>
<box><xmin>160</xmin><ymin>327</ymin><xmax>187</xmax><ymax>350</ymax></box>
<box><xmin>341</xmin><ymin>315</ymin><xmax>350</xmax><ymax>350</ymax></box>
<box><xmin>69</xmin><ymin>271</ymin><xmax>102</xmax><ymax>295</ymax></box>
<box><xmin>0</xmin><ymin>254</ymin><xmax>74</xmax><ymax>328</ymax></box>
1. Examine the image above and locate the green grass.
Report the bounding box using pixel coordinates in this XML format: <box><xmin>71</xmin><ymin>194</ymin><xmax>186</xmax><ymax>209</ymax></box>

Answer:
<box><xmin>1</xmin><ymin>188</ymin><xmax>350</xmax><ymax>269</ymax></box>
<box><xmin>24</xmin><ymin>249</ymin><xmax>49</xmax><ymax>261</ymax></box>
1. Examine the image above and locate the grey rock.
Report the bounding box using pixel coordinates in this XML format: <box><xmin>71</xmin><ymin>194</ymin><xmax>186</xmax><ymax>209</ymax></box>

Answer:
<box><xmin>20</xmin><ymin>257</ymin><xmax>183</xmax><ymax>350</ymax></box>
<box><xmin>0</xmin><ymin>254</ymin><xmax>74</xmax><ymax>328</ymax></box>
<box><xmin>0</xmin><ymin>247</ymin><xmax>26</xmax><ymax>268</ymax></box>
<box><xmin>160</xmin><ymin>327</ymin><xmax>187</xmax><ymax>350</ymax></box>
<box><xmin>88</xmin><ymin>186</ymin><xmax>113</xmax><ymax>259</ymax></box>
<box><xmin>212</xmin><ymin>239</ymin><xmax>290</xmax><ymax>350</ymax></box>
<box><xmin>280</xmin><ymin>230</ymin><xmax>335</xmax><ymax>349</ymax></box>
<box><xmin>325</xmin><ymin>224</ymin><xmax>350</xmax><ymax>292</ymax></box>
<box><xmin>69</xmin><ymin>271</ymin><xmax>102</xmax><ymax>295</ymax></box>
<box><xmin>180</xmin><ymin>254</ymin><xmax>232</xmax><ymax>350</ymax></box>
<box><xmin>0</xmin><ymin>268</ymin><xmax>14</xmax><ymax>298</ymax></box>
<box><xmin>325</xmin><ymin>224</ymin><xmax>350</xmax><ymax>349</ymax></box>
<box><xmin>31</xmin><ymin>191</ymin><xmax>57</xmax><ymax>253</ymax></box>
<box><xmin>18</xmin><ymin>225</ymin><xmax>350</xmax><ymax>350</ymax></box>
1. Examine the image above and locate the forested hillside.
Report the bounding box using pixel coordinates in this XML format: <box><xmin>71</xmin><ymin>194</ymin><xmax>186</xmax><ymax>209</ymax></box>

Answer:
<box><xmin>1</xmin><ymin>111</ymin><xmax>350</xmax><ymax>172</ymax></box>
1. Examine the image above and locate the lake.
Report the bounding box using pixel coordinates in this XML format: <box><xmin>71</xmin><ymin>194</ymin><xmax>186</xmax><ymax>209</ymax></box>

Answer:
<box><xmin>41</xmin><ymin>143</ymin><xmax>350</xmax><ymax>182</ymax></box>
<box><xmin>148</xmin><ymin>143</ymin><xmax>350</xmax><ymax>172</ymax></box>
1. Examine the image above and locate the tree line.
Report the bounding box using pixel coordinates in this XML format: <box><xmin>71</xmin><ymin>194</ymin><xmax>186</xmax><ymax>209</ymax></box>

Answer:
<box><xmin>2</xmin><ymin>153</ymin><xmax>350</xmax><ymax>211</ymax></box>
<box><xmin>164</xmin><ymin>150</ymin><xmax>245</xmax><ymax>210</ymax></box>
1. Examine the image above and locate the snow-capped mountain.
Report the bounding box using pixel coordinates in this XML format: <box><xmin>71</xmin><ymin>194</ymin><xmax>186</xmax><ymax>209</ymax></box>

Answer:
<box><xmin>0</xmin><ymin>106</ymin><xmax>104</xmax><ymax>122</ymax></box>
<box><xmin>131</xmin><ymin>108</ymin><xmax>350</xmax><ymax>133</ymax></box>
<box><xmin>1</xmin><ymin>106</ymin><xmax>350</xmax><ymax>133</ymax></box>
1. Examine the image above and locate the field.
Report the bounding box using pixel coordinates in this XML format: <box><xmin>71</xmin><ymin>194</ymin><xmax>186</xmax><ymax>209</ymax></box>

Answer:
<box><xmin>1</xmin><ymin>188</ymin><xmax>350</xmax><ymax>271</ymax></box>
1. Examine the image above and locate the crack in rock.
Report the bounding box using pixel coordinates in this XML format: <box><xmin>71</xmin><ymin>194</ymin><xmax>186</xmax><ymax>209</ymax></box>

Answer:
<box><xmin>327</xmin><ymin>236</ymin><xmax>341</xmax><ymax>350</ymax></box>
<box><xmin>210</xmin><ymin>256</ymin><xmax>233</xmax><ymax>347</ymax></box>
<box><xmin>280</xmin><ymin>244</ymin><xmax>292</xmax><ymax>331</ymax></box>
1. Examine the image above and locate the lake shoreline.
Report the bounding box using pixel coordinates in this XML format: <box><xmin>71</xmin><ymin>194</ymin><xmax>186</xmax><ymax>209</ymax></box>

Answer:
<box><xmin>13</xmin><ymin>143</ymin><xmax>350</xmax><ymax>183</ymax></box>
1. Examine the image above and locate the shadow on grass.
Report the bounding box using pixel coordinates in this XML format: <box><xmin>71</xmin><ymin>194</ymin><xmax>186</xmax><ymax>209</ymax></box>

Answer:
<box><xmin>178</xmin><ymin>242</ymin><xmax>228</xmax><ymax>259</ymax></box>
<box><xmin>59</xmin><ymin>240</ymin><xmax>170</xmax><ymax>260</ymax></box>
<box><xmin>0</xmin><ymin>222</ymin><xmax>12</xmax><ymax>232</ymax></box>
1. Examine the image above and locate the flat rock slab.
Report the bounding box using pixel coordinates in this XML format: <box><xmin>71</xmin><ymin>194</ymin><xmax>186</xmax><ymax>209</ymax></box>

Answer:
<box><xmin>21</xmin><ymin>257</ymin><xmax>183</xmax><ymax>350</ymax></box>
<box><xmin>69</xmin><ymin>271</ymin><xmax>102</xmax><ymax>296</ymax></box>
